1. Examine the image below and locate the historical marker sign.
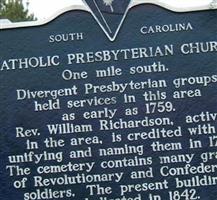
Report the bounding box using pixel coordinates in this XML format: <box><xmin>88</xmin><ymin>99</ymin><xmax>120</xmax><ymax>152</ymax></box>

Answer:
<box><xmin>0</xmin><ymin>1</ymin><xmax>217</xmax><ymax>200</ymax></box>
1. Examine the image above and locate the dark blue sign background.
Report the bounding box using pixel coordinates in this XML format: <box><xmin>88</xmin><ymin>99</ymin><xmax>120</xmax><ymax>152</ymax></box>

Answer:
<box><xmin>0</xmin><ymin>4</ymin><xmax>217</xmax><ymax>200</ymax></box>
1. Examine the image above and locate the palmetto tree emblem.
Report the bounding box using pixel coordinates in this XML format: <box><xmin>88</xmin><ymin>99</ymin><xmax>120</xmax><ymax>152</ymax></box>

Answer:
<box><xmin>85</xmin><ymin>0</ymin><xmax>132</xmax><ymax>40</ymax></box>
<box><xmin>103</xmin><ymin>0</ymin><xmax>114</xmax><ymax>12</ymax></box>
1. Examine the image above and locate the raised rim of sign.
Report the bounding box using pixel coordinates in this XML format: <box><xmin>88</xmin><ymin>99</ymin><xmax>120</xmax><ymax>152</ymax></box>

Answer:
<box><xmin>0</xmin><ymin>0</ymin><xmax>216</xmax><ymax>41</ymax></box>
<box><xmin>0</xmin><ymin>4</ymin><xmax>89</xmax><ymax>29</ymax></box>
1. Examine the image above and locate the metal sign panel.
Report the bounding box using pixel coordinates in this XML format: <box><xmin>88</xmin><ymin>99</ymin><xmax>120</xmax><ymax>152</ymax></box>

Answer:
<box><xmin>0</xmin><ymin>1</ymin><xmax>217</xmax><ymax>200</ymax></box>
